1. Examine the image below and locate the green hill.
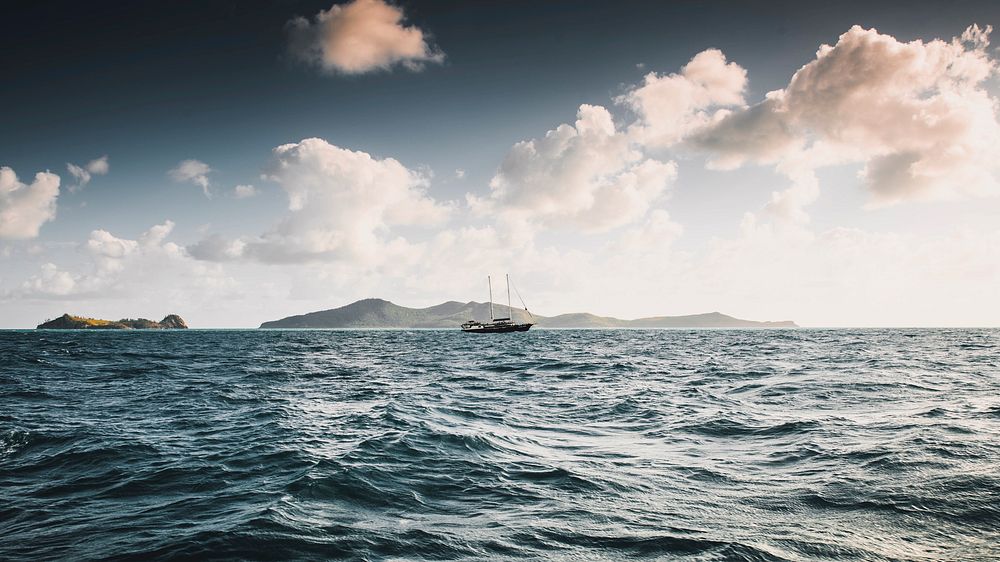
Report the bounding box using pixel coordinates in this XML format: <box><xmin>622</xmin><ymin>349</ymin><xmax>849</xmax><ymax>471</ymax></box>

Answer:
<box><xmin>259</xmin><ymin>299</ymin><xmax>796</xmax><ymax>329</ymax></box>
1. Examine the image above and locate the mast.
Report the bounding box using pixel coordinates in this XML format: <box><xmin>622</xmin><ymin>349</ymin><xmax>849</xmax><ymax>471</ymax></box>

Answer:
<box><xmin>507</xmin><ymin>274</ymin><xmax>512</xmax><ymax>321</ymax></box>
<box><xmin>488</xmin><ymin>275</ymin><xmax>494</xmax><ymax>321</ymax></box>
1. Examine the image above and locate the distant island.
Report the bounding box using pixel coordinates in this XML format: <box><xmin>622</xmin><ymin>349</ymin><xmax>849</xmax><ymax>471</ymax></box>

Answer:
<box><xmin>37</xmin><ymin>314</ymin><xmax>188</xmax><ymax>330</ymax></box>
<box><xmin>259</xmin><ymin>299</ymin><xmax>797</xmax><ymax>329</ymax></box>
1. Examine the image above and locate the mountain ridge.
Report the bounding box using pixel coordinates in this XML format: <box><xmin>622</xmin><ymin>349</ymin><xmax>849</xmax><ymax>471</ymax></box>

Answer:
<box><xmin>258</xmin><ymin>299</ymin><xmax>797</xmax><ymax>329</ymax></box>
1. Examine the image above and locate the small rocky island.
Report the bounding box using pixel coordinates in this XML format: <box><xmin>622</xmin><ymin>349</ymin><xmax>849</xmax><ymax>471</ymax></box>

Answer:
<box><xmin>37</xmin><ymin>314</ymin><xmax>188</xmax><ymax>330</ymax></box>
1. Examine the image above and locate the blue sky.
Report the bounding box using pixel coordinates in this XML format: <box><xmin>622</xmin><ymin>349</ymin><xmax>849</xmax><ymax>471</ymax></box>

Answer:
<box><xmin>3</xmin><ymin>0</ymin><xmax>1000</xmax><ymax>327</ymax></box>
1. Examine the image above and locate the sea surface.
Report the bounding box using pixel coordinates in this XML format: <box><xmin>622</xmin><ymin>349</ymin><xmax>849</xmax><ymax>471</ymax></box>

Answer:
<box><xmin>2</xmin><ymin>329</ymin><xmax>999</xmax><ymax>561</ymax></box>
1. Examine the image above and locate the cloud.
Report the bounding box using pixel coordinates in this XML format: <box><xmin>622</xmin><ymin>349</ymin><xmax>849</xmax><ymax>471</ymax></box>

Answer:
<box><xmin>84</xmin><ymin>220</ymin><xmax>182</xmax><ymax>276</ymax></box>
<box><xmin>673</xmin><ymin>217</ymin><xmax>1000</xmax><ymax>326</ymax></box>
<box><xmin>454</xmin><ymin>169</ymin><xmax>465</xmax><ymax>179</ymax></box>
<box><xmin>11</xmin><ymin>203</ymin><xmax>999</xmax><ymax>327</ymax></box>
<box><xmin>66</xmin><ymin>155</ymin><xmax>109</xmax><ymax>192</ymax></box>
<box><xmin>20</xmin><ymin>222</ymin><xmax>177</xmax><ymax>298</ymax></box>
<box><xmin>17</xmin><ymin>220</ymin><xmax>239</xmax><ymax>304</ymax></box>
<box><xmin>621</xmin><ymin>48</ymin><xmax>748</xmax><ymax>148</ymax></box>
<box><xmin>20</xmin><ymin>263</ymin><xmax>78</xmax><ymax>297</ymax></box>
<box><xmin>607</xmin><ymin>209</ymin><xmax>684</xmax><ymax>258</ymax></box>
<box><xmin>233</xmin><ymin>184</ymin><xmax>257</xmax><ymax>199</ymax></box>
<box><xmin>688</xmin><ymin>24</ymin><xmax>1000</xmax><ymax>219</ymax></box>
<box><xmin>87</xmin><ymin>229</ymin><xmax>139</xmax><ymax>260</ymax></box>
<box><xmin>288</xmin><ymin>0</ymin><xmax>444</xmax><ymax>75</ymax></box>
<box><xmin>0</xmin><ymin>167</ymin><xmax>61</xmax><ymax>240</ymax></box>
<box><xmin>187</xmin><ymin>234</ymin><xmax>246</xmax><ymax>262</ymax></box>
<box><xmin>477</xmin><ymin>104</ymin><xmax>677</xmax><ymax>232</ymax></box>
<box><xmin>66</xmin><ymin>164</ymin><xmax>88</xmax><ymax>186</ymax></box>
<box><xmin>87</xmin><ymin>155</ymin><xmax>110</xmax><ymax>176</ymax></box>
<box><xmin>169</xmin><ymin>159</ymin><xmax>212</xmax><ymax>197</ymax></box>
<box><xmin>9</xmin><ymin>26</ymin><xmax>1000</xmax><ymax>328</ymax></box>
<box><xmin>191</xmin><ymin>138</ymin><xmax>451</xmax><ymax>264</ymax></box>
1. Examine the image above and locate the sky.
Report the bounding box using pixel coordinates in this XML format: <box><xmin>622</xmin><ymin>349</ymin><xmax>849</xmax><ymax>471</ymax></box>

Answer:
<box><xmin>3</xmin><ymin>0</ymin><xmax>1000</xmax><ymax>328</ymax></box>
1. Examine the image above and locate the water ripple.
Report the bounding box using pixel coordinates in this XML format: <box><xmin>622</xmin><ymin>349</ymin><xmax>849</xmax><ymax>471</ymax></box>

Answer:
<box><xmin>1</xmin><ymin>328</ymin><xmax>999</xmax><ymax>560</ymax></box>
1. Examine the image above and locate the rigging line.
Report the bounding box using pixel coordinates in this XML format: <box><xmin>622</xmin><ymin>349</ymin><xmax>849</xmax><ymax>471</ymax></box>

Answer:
<box><xmin>510</xmin><ymin>279</ymin><xmax>533</xmax><ymax>319</ymax></box>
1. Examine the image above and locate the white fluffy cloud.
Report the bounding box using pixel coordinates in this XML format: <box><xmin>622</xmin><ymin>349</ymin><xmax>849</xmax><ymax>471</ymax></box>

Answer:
<box><xmin>688</xmin><ymin>24</ymin><xmax>1000</xmax><ymax>219</ymax></box>
<box><xmin>233</xmin><ymin>184</ymin><xmax>257</xmax><ymax>199</ymax></box>
<box><xmin>0</xmin><ymin>167</ymin><xmax>61</xmax><ymax>240</ymax></box>
<box><xmin>288</xmin><ymin>0</ymin><xmax>444</xmax><ymax>74</ymax></box>
<box><xmin>168</xmin><ymin>159</ymin><xmax>212</xmax><ymax>197</ymax></box>
<box><xmin>479</xmin><ymin>104</ymin><xmax>678</xmax><ymax>232</ymax></box>
<box><xmin>20</xmin><ymin>263</ymin><xmax>78</xmax><ymax>297</ymax></box>
<box><xmin>622</xmin><ymin>48</ymin><xmax>748</xmax><ymax>148</ymax></box>
<box><xmin>87</xmin><ymin>229</ymin><xmax>139</xmax><ymax>260</ymax></box>
<box><xmin>10</xmin><ymin>24</ymin><xmax>1000</xmax><ymax>328</ymax></box>
<box><xmin>191</xmin><ymin>138</ymin><xmax>451</xmax><ymax>264</ymax></box>
<box><xmin>84</xmin><ymin>220</ymin><xmax>182</xmax><ymax>277</ymax></box>
<box><xmin>18</xmin><ymin>220</ymin><xmax>239</xmax><ymax>303</ymax></box>
<box><xmin>66</xmin><ymin>155</ymin><xmax>109</xmax><ymax>192</ymax></box>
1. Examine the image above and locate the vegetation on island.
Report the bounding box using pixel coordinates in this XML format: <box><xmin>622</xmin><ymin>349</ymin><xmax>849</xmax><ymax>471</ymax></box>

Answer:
<box><xmin>37</xmin><ymin>314</ymin><xmax>188</xmax><ymax>330</ymax></box>
<box><xmin>259</xmin><ymin>298</ymin><xmax>798</xmax><ymax>329</ymax></box>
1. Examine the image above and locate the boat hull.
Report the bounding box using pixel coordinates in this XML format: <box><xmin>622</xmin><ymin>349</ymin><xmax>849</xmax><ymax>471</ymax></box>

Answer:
<box><xmin>461</xmin><ymin>323</ymin><xmax>533</xmax><ymax>333</ymax></box>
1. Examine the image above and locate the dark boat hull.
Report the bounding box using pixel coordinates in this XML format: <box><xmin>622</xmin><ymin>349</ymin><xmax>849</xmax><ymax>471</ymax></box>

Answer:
<box><xmin>461</xmin><ymin>323</ymin><xmax>533</xmax><ymax>333</ymax></box>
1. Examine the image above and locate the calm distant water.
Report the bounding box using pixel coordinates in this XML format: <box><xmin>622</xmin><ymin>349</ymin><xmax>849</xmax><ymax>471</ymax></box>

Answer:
<box><xmin>2</xmin><ymin>329</ymin><xmax>999</xmax><ymax>561</ymax></box>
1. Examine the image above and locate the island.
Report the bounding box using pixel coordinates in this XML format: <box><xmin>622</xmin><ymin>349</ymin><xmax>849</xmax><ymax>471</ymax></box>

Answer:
<box><xmin>259</xmin><ymin>299</ymin><xmax>797</xmax><ymax>329</ymax></box>
<box><xmin>37</xmin><ymin>314</ymin><xmax>189</xmax><ymax>330</ymax></box>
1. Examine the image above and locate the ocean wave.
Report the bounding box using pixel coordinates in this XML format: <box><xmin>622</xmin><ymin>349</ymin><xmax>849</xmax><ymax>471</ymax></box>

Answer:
<box><xmin>2</xmin><ymin>328</ymin><xmax>999</xmax><ymax>560</ymax></box>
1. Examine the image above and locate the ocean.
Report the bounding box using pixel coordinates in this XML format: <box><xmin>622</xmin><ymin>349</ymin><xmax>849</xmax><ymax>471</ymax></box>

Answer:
<box><xmin>1</xmin><ymin>329</ymin><xmax>998</xmax><ymax>560</ymax></box>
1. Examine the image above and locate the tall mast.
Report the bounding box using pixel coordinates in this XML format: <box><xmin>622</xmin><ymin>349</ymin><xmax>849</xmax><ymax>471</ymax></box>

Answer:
<box><xmin>507</xmin><ymin>274</ymin><xmax>512</xmax><ymax>321</ymax></box>
<box><xmin>488</xmin><ymin>275</ymin><xmax>494</xmax><ymax>321</ymax></box>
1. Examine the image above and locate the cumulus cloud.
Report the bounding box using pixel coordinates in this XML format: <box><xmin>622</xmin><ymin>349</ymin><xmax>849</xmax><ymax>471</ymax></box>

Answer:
<box><xmin>621</xmin><ymin>48</ymin><xmax>748</xmax><ymax>148</ymax></box>
<box><xmin>0</xmin><ymin>167</ymin><xmax>61</xmax><ymax>240</ymax></box>
<box><xmin>187</xmin><ymin>234</ymin><xmax>247</xmax><ymax>262</ymax></box>
<box><xmin>18</xmin><ymin>222</ymin><xmax>175</xmax><ymax>298</ymax></box>
<box><xmin>20</xmin><ymin>263</ymin><xmax>78</xmax><ymax>297</ymax></box>
<box><xmin>169</xmin><ymin>159</ymin><xmax>213</xmax><ymax>197</ymax></box>
<box><xmin>688</xmin><ymin>24</ymin><xmax>1000</xmax><ymax>219</ymax></box>
<box><xmin>66</xmin><ymin>155</ymin><xmax>109</xmax><ymax>192</ymax></box>
<box><xmin>87</xmin><ymin>229</ymin><xmax>139</xmax><ymax>260</ymax></box>
<box><xmin>10</xmin><ymin>26</ymin><xmax>1000</xmax><ymax>328</ymax></box>
<box><xmin>83</xmin><ymin>220</ymin><xmax>182</xmax><ymax>276</ymax></box>
<box><xmin>233</xmin><ymin>184</ymin><xmax>257</xmax><ymax>199</ymax></box>
<box><xmin>478</xmin><ymin>104</ymin><xmax>678</xmax><ymax>232</ymax></box>
<box><xmin>288</xmin><ymin>0</ymin><xmax>444</xmax><ymax>75</ymax></box>
<box><xmin>17</xmin><ymin>220</ymin><xmax>236</xmax><ymax>303</ymax></box>
<box><xmin>191</xmin><ymin>138</ymin><xmax>451</xmax><ymax>264</ymax></box>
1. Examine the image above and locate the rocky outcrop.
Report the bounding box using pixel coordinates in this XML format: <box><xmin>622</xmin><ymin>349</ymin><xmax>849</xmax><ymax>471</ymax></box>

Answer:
<box><xmin>37</xmin><ymin>314</ymin><xmax>189</xmax><ymax>329</ymax></box>
<box><xmin>158</xmin><ymin>314</ymin><xmax>189</xmax><ymax>329</ymax></box>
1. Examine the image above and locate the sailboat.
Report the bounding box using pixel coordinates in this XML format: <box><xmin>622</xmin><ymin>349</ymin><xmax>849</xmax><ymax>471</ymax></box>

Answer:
<box><xmin>461</xmin><ymin>274</ymin><xmax>534</xmax><ymax>333</ymax></box>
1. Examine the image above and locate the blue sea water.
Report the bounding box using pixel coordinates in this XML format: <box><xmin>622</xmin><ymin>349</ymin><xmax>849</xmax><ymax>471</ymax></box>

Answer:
<box><xmin>1</xmin><ymin>329</ymin><xmax>999</xmax><ymax>561</ymax></box>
